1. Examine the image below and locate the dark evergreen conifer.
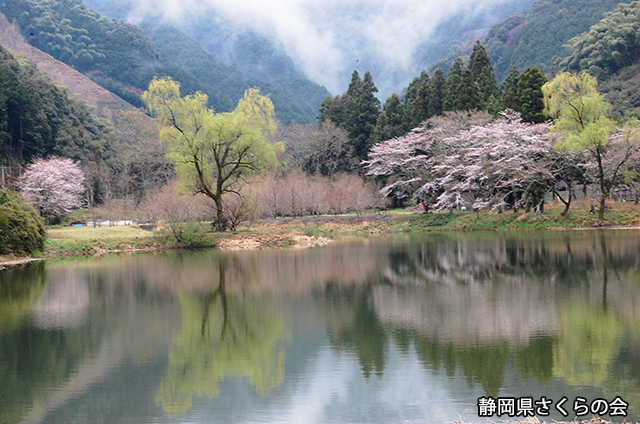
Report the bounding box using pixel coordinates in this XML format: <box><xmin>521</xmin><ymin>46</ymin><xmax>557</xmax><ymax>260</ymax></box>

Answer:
<box><xmin>502</xmin><ymin>67</ymin><xmax>521</xmax><ymax>111</ymax></box>
<box><xmin>410</xmin><ymin>71</ymin><xmax>433</xmax><ymax>127</ymax></box>
<box><xmin>444</xmin><ymin>58</ymin><xmax>464</xmax><ymax>111</ymax></box>
<box><xmin>429</xmin><ymin>67</ymin><xmax>446</xmax><ymax>116</ymax></box>
<box><xmin>372</xmin><ymin>93</ymin><xmax>405</xmax><ymax>142</ymax></box>
<box><xmin>468</xmin><ymin>41</ymin><xmax>499</xmax><ymax>109</ymax></box>
<box><xmin>456</xmin><ymin>68</ymin><xmax>481</xmax><ymax>111</ymax></box>
<box><xmin>343</xmin><ymin>71</ymin><xmax>381</xmax><ymax>159</ymax></box>
<box><xmin>518</xmin><ymin>65</ymin><xmax>547</xmax><ymax>123</ymax></box>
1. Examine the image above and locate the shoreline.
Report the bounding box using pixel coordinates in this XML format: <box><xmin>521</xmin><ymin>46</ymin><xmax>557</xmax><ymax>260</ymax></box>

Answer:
<box><xmin>3</xmin><ymin>207</ymin><xmax>640</xmax><ymax>269</ymax></box>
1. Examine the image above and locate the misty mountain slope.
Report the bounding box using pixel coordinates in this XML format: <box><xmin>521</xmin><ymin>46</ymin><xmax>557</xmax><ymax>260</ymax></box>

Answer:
<box><xmin>482</xmin><ymin>0</ymin><xmax>630</xmax><ymax>81</ymax></box>
<box><xmin>81</xmin><ymin>0</ymin><xmax>330</xmax><ymax>123</ymax></box>
<box><xmin>80</xmin><ymin>0</ymin><xmax>546</xmax><ymax>101</ymax></box>
<box><xmin>177</xmin><ymin>0</ymin><xmax>535</xmax><ymax>100</ymax></box>
<box><xmin>415</xmin><ymin>0</ymin><xmax>534</xmax><ymax>74</ymax></box>
<box><xmin>143</xmin><ymin>23</ymin><xmax>325</xmax><ymax>123</ymax></box>
<box><xmin>0</xmin><ymin>0</ymin><xmax>327</xmax><ymax>124</ymax></box>
<box><xmin>0</xmin><ymin>0</ymin><xmax>183</xmax><ymax>108</ymax></box>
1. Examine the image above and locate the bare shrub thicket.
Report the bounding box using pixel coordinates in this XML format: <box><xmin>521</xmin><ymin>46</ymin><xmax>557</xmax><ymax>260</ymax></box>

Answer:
<box><xmin>246</xmin><ymin>172</ymin><xmax>383</xmax><ymax>218</ymax></box>
<box><xmin>278</xmin><ymin>122</ymin><xmax>357</xmax><ymax>176</ymax></box>
<box><xmin>139</xmin><ymin>181</ymin><xmax>214</xmax><ymax>246</ymax></box>
<box><xmin>140</xmin><ymin>181</ymin><xmax>211</xmax><ymax>224</ymax></box>
<box><xmin>220</xmin><ymin>194</ymin><xmax>258</xmax><ymax>230</ymax></box>
<box><xmin>140</xmin><ymin>181</ymin><xmax>259</xmax><ymax>232</ymax></box>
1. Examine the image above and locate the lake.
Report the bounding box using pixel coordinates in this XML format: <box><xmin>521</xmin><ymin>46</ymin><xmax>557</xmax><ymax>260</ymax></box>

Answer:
<box><xmin>1</xmin><ymin>230</ymin><xmax>639</xmax><ymax>424</ymax></box>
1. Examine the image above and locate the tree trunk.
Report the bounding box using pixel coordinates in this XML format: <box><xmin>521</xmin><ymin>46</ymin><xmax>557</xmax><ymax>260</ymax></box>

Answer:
<box><xmin>555</xmin><ymin>181</ymin><xmax>572</xmax><ymax>217</ymax></box>
<box><xmin>596</xmin><ymin>149</ymin><xmax>606</xmax><ymax>221</ymax></box>
<box><xmin>215</xmin><ymin>196</ymin><xmax>226</xmax><ymax>231</ymax></box>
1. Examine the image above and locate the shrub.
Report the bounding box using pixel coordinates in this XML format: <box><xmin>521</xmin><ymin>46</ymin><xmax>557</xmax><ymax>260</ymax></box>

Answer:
<box><xmin>0</xmin><ymin>190</ymin><xmax>46</xmax><ymax>255</ymax></box>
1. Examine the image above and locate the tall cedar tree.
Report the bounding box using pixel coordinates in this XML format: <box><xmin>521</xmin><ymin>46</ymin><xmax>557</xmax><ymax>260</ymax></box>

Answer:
<box><xmin>344</xmin><ymin>71</ymin><xmax>381</xmax><ymax>160</ymax></box>
<box><xmin>318</xmin><ymin>94</ymin><xmax>345</xmax><ymax>125</ymax></box>
<box><xmin>429</xmin><ymin>68</ymin><xmax>446</xmax><ymax>116</ymax></box>
<box><xmin>402</xmin><ymin>73</ymin><xmax>421</xmax><ymax>130</ymax></box>
<box><xmin>518</xmin><ymin>66</ymin><xmax>547</xmax><ymax>123</ymax></box>
<box><xmin>468</xmin><ymin>41</ymin><xmax>499</xmax><ymax>110</ymax></box>
<box><xmin>410</xmin><ymin>71</ymin><xmax>433</xmax><ymax>128</ymax></box>
<box><xmin>502</xmin><ymin>67</ymin><xmax>521</xmax><ymax>111</ymax></box>
<box><xmin>456</xmin><ymin>69</ymin><xmax>481</xmax><ymax>111</ymax></box>
<box><xmin>444</xmin><ymin>58</ymin><xmax>464</xmax><ymax>111</ymax></box>
<box><xmin>372</xmin><ymin>94</ymin><xmax>405</xmax><ymax>143</ymax></box>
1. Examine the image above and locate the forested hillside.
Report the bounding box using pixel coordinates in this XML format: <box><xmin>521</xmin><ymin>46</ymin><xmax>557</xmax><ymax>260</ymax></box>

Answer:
<box><xmin>0</xmin><ymin>12</ymin><xmax>132</xmax><ymax>120</ymax></box>
<box><xmin>0</xmin><ymin>44</ymin><xmax>111</xmax><ymax>163</ymax></box>
<box><xmin>436</xmin><ymin>0</ymin><xmax>629</xmax><ymax>81</ymax></box>
<box><xmin>561</xmin><ymin>0</ymin><xmax>640</xmax><ymax>118</ymax></box>
<box><xmin>143</xmin><ymin>24</ymin><xmax>327</xmax><ymax>124</ymax></box>
<box><xmin>0</xmin><ymin>43</ymin><xmax>111</xmax><ymax>183</ymax></box>
<box><xmin>487</xmin><ymin>0</ymin><xmax>629</xmax><ymax>80</ymax></box>
<box><xmin>0</xmin><ymin>0</ymin><xmax>328</xmax><ymax>124</ymax></box>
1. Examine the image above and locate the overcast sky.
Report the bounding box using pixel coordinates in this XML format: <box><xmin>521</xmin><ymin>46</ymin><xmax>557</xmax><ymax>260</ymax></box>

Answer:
<box><xmin>123</xmin><ymin>0</ymin><xmax>519</xmax><ymax>95</ymax></box>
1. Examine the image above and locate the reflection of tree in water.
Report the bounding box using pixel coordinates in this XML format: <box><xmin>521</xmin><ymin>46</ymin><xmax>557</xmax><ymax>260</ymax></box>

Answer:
<box><xmin>327</xmin><ymin>286</ymin><xmax>387</xmax><ymax>378</ymax></box>
<box><xmin>156</xmin><ymin>257</ymin><xmax>289</xmax><ymax>415</ymax></box>
<box><xmin>608</xmin><ymin>337</ymin><xmax>640</xmax><ymax>414</ymax></box>
<box><xmin>334</xmin><ymin>232</ymin><xmax>640</xmax><ymax>400</ymax></box>
<box><xmin>393</xmin><ymin>329</ymin><xmax>554</xmax><ymax>397</ymax></box>
<box><xmin>553</xmin><ymin>306</ymin><xmax>622</xmax><ymax>386</ymax></box>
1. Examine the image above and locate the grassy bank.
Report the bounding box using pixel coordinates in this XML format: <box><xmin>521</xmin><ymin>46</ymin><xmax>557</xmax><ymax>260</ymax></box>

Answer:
<box><xmin>4</xmin><ymin>199</ymin><xmax>640</xmax><ymax>264</ymax></box>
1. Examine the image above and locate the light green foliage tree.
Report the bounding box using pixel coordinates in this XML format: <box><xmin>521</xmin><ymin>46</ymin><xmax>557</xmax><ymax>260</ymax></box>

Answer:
<box><xmin>543</xmin><ymin>72</ymin><xmax>637</xmax><ymax>220</ymax></box>
<box><xmin>143</xmin><ymin>77</ymin><xmax>280</xmax><ymax>230</ymax></box>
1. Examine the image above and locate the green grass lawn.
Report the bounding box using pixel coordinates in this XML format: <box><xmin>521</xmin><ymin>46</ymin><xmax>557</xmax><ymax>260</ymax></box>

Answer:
<box><xmin>46</xmin><ymin>225</ymin><xmax>157</xmax><ymax>255</ymax></box>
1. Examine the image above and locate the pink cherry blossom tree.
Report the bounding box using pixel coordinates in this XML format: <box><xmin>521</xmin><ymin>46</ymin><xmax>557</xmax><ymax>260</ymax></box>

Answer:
<box><xmin>365</xmin><ymin>111</ymin><xmax>493</xmax><ymax>211</ymax></box>
<box><xmin>20</xmin><ymin>157</ymin><xmax>85</xmax><ymax>224</ymax></box>
<box><xmin>366</xmin><ymin>110</ymin><xmax>556</xmax><ymax>213</ymax></box>
<box><xmin>435</xmin><ymin>110</ymin><xmax>553</xmax><ymax>212</ymax></box>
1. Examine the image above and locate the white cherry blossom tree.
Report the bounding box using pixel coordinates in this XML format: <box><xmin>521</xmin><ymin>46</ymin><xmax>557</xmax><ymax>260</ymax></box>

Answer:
<box><xmin>20</xmin><ymin>157</ymin><xmax>85</xmax><ymax>223</ymax></box>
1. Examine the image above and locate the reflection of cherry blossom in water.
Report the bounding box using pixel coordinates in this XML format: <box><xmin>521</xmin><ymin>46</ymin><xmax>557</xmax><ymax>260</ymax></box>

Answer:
<box><xmin>31</xmin><ymin>271</ymin><xmax>90</xmax><ymax>329</ymax></box>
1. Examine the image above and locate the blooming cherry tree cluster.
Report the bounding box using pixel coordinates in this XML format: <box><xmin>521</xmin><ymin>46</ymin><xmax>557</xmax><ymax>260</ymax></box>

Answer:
<box><xmin>435</xmin><ymin>111</ymin><xmax>553</xmax><ymax>211</ymax></box>
<box><xmin>365</xmin><ymin>111</ymin><xmax>493</xmax><ymax>209</ymax></box>
<box><xmin>20</xmin><ymin>157</ymin><xmax>85</xmax><ymax>223</ymax></box>
<box><xmin>366</xmin><ymin>111</ymin><xmax>556</xmax><ymax>212</ymax></box>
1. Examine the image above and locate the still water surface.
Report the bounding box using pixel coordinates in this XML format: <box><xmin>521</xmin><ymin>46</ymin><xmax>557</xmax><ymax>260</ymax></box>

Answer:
<box><xmin>1</xmin><ymin>231</ymin><xmax>640</xmax><ymax>423</ymax></box>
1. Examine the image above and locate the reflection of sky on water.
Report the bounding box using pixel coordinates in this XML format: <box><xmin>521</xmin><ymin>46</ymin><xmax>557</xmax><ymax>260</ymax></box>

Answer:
<box><xmin>169</xmin><ymin>340</ymin><xmax>485</xmax><ymax>424</ymax></box>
